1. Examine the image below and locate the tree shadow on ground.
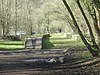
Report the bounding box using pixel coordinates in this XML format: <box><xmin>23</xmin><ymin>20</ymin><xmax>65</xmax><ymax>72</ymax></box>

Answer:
<box><xmin>42</xmin><ymin>34</ymin><xmax>54</xmax><ymax>49</ymax></box>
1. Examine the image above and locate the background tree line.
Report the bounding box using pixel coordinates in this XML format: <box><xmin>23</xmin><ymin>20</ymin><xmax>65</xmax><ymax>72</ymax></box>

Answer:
<box><xmin>0</xmin><ymin>0</ymin><xmax>100</xmax><ymax>56</ymax></box>
<box><xmin>0</xmin><ymin>0</ymin><xmax>89</xmax><ymax>36</ymax></box>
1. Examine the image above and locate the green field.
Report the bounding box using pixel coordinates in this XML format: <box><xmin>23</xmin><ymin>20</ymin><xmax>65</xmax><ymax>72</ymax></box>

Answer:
<box><xmin>0</xmin><ymin>34</ymin><xmax>86</xmax><ymax>50</ymax></box>
<box><xmin>0</xmin><ymin>41</ymin><xmax>23</xmax><ymax>45</ymax></box>
<box><xmin>42</xmin><ymin>34</ymin><xmax>86</xmax><ymax>49</ymax></box>
<box><xmin>0</xmin><ymin>41</ymin><xmax>24</xmax><ymax>50</ymax></box>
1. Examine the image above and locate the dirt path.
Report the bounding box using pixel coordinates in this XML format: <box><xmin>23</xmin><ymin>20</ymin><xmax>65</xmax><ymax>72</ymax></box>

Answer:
<box><xmin>0</xmin><ymin>49</ymin><xmax>100</xmax><ymax>75</ymax></box>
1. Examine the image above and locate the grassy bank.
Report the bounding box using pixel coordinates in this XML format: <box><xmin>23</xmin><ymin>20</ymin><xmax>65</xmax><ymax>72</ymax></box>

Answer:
<box><xmin>43</xmin><ymin>34</ymin><xmax>86</xmax><ymax>49</ymax></box>
<box><xmin>0</xmin><ymin>41</ymin><xmax>24</xmax><ymax>50</ymax></box>
<box><xmin>0</xmin><ymin>34</ymin><xmax>86</xmax><ymax>50</ymax></box>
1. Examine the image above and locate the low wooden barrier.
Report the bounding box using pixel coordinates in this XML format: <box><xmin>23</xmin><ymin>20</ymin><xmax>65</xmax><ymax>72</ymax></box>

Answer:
<box><xmin>25</xmin><ymin>37</ymin><xmax>36</xmax><ymax>49</ymax></box>
<box><xmin>25</xmin><ymin>36</ymin><xmax>42</xmax><ymax>50</ymax></box>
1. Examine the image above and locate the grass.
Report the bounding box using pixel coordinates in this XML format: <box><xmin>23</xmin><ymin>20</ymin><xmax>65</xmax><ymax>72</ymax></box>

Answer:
<box><xmin>0</xmin><ymin>33</ymin><xmax>86</xmax><ymax>50</ymax></box>
<box><xmin>43</xmin><ymin>34</ymin><xmax>86</xmax><ymax>49</ymax></box>
<box><xmin>42</xmin><ymin>34</ymin><xmax>93</xmax><ymax>61</ymax></box>
<box><xmin>0</xmin><ymin>45</ymin><xmax>24</xmax><ymax>50</ymax></box>
<box><xmin>51</xmin><ymin>39</ymin><xmax>85</xmax><ymax>49</ymax></box>
<box><xmin>73</xmin><ymin>51</ymin><xmax>93</xmax><ymax>61</ymax></box>
<box><xmin>0</xmin><ymin>34</ymin><xmax>92</xmax><ymax>61</ymax></box>
<box><xmin>0</xmin><ymin>41</ymin><xmax>24</xmax><ymax>50</ymax></box>
<box><xmin>0</xmin><ymin>41</ymin><xmax>23</xmax><ymax>45</ymax></box>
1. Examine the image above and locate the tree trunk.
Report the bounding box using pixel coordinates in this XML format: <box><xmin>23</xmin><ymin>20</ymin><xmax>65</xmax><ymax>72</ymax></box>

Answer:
<box><xmin>15</xmin><ymin>0</ymin><xmax>18</xmax><ymax>36</ymax></box>
<box><xmin>92</xmin><ymin>9</ymin><xmax>100</xmax><ymax>47</ymax></box>
<box><xmin>26</xmin><ymin>0</ymin><xmax>32</xmax><ymax>35</ymax></box>
<box><xmin>1</xmin><ymin>0</ymin><xmax>6</xmax><ymax>37</ymax></box>
<box><xmin>76</xmin><ymin>0</ymin><xmax>99</xmax><ymax>51</ymax></box>
<box><xmin>6</xmin><ymin>0</ymin><xmax>11</xmax><ymax>36</ymax></box>
<box><xmin>62</xmin><ymin>0</ymin><xmax>99</xmax><ymax>57</ymax></box>
<box><xmin>91</xmin><ymin>0</ymin><xmax>100</xmax><ymax>47</ymax></box>
<box><xmin>97</xmin><ymin>10</ymin><xmax>100</xmax><ymax>46</ymax></box>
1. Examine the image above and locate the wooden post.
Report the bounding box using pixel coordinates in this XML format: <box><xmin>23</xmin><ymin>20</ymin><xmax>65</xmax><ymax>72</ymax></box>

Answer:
<box><xmin>25</xmin><ymin>37</ymin><xmax>36</xmax><ymax>49</ymax></box>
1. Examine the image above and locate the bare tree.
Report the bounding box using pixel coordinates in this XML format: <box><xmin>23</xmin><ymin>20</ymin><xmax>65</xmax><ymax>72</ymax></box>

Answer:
<box><xmin>62</xmin><ymin>0</ymin><xmax>99</xmax><ymax>56</ymax></box>
<box><xmin>15</xmin><ymin>0</ymin><xmax>18</xmax><ymax>35</ymax></box>
<box><xmin>26</xmin><ymin>0</ymin><xmax>33</xmax><ymax>35</ymax></box>
<box><xmin>1</xmin><ymin>0</ymin><xmax>6</xmax><ymax>36</ymax></box>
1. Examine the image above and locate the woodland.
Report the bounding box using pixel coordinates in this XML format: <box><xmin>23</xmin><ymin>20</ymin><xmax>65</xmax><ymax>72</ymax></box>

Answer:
<box><xmin>0</xmin><ymin>0</ymin><xmax>100</xmax><ymax>75</ymax></box>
